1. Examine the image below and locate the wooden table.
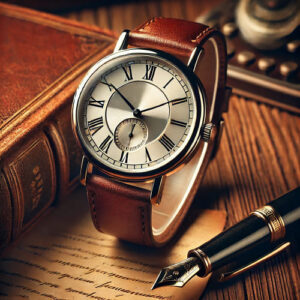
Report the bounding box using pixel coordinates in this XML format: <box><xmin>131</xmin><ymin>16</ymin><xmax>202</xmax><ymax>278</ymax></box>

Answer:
<box><xmin>63</xmin><ymin>1</ymin><xmax>300</xmax><ymax>299</ymax></box>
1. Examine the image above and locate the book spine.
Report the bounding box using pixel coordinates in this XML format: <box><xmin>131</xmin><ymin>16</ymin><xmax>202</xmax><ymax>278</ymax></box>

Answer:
<box><xmin>47</xmin><ymin>102</ymin><xmax>83</xmax><ymax>195</ymax></box>
<box><xmin>0</xmin><ymin>100</ymin><xmax>81</xmax><ymax>251</ymax></box>
<box><xmin>0</xmin><ymin>172</ymin><xmax>12</xmax><ymax>250</ymax></box>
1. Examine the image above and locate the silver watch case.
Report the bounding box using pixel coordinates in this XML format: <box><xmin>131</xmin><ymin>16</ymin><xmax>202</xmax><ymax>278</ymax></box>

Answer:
<box><xmin>72</xmin><ymin>45</ymin><xmax>206</xmax><ymax>182</ymax></box>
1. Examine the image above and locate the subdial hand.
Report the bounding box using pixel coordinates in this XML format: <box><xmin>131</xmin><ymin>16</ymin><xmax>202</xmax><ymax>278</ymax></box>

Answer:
<box><xmin>128</xmin><ymin>123</ymin><xmax>136</xmax><ymax>146</ymax></box>
<box><xmin>114</xmin><ymin>118</ymin><xmax>148</xmax><ymax>152</ymax></box>
<box><xmin>138</xmin><ymin>97</ymin><xmax>187</xmax><ymax>114</ymax></box>
<box><xmin>100</xmin><ymin>80</ymin><xmax>135</xmax><ymax>111</ymax></box>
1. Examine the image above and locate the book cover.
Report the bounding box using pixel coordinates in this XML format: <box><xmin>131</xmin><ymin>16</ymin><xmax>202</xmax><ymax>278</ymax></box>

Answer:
<box><xmin>0</xmin><ymin>2</ymin><xmax>116</xmax><ymax>251</ymax></box>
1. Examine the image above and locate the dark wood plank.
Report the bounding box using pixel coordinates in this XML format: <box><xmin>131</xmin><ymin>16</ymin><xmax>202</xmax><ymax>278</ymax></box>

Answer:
<box><xmin>63</xmin><ymin>2</ymin><xmax>300</xmax><ymax>299</ymax></box>
<box><xmin>200</xmin><ymin>96</ymin><xmax>300</xmax><ymax>300</ymax></box>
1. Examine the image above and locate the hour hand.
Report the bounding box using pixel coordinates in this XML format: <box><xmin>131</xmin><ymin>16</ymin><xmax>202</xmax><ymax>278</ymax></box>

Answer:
<box><xmin>100</xmin><ymin>80</ymin><xmax>135</xmax><ymax>111</ymax></box>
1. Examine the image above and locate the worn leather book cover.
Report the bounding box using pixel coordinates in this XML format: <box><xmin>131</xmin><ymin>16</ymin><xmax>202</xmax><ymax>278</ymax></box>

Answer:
<box><xmin>0</xmin><ymin>2</ymin><xmax>116</xmax><ymax>251</ymax></box>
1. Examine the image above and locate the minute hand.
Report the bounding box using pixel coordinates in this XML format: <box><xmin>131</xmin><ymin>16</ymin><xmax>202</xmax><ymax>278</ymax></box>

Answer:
<box><xmin>139</xmin><ymin>97</ymin><xmax>187</xmax><ymax>114</ymax></box>
<box><xmin>100</xmin><ymin>81</ymin><xmax>135</xmax><ymax>111</ymax></box>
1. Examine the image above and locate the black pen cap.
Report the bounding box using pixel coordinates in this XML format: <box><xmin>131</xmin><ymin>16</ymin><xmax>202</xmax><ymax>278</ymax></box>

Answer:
<box><xmin>268</xmin><ymin>187</ymin><xmax>300</xmax><ymax>241</ymax></box>
<box><xmin>188</xmin><ymin>187</ymin><xmax>300</xmax><ymax>276</ymax></box>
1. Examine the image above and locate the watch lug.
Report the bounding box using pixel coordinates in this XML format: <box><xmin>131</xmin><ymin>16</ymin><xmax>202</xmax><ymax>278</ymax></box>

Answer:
<box><xmin>114</xmin><ymin>30</ymin><xmax>130</xmax><ymax>52</ymax></box>
<box><xmin>187</xmin><ymin>45</ymin><xmax>203</xmax><ymax>72</ymax></box>
<box><xmin>80</xmin><ymin>156</ymin><xmax>93</xmax><ymax>186</ymax></box>
<box><xmin>151</xmin><ymin>176</ymin><xmax>166</xmax><ymax>206</ymax></box>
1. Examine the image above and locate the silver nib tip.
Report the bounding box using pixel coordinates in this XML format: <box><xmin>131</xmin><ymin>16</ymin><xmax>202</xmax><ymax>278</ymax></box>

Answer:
<box><xmin>151</xmin><ymin>257</ymin><xmax>200</xmax><ymax>290</ymax></box>
<box><xmin>151</xmin><ymin>270</ymin><xmax>167</xmax><ymax>290</ymax></box>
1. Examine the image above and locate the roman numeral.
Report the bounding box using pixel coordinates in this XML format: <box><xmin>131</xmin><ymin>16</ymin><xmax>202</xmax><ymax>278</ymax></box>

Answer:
<box><xmin>88</xmin><ymin>117</ymin><xmax>103</xmax><ymax>135</ymax></box>
<box><xmin>120</xmin><ymin>151</ymin><xmax>129</xmax><ymax>163</ymax></box>
<box><xmin>145</xmin><ymin>147</ymin><xmax>152</xmax><ymax>162</ymax></box>
<box><xmin>122</xmin><ymin>65</ymin><xmax>133</xmax><ymax>81</ymax></box>
<box><xmin>171</xmin><ymin>98</ymin><xmax>187</xmax><ymax>106</ymax></box>
<box><xmin>99</xmin><ymin>135</ymin><xmax>112</xmax><ymax>153</ymax></box>
<box><xmin>88</xmin><ymin>97</ymin><xmax>104</xmax><ymax>108</ymax></box>
<box><xmin>159</xmin><ymin>134</ymin><xmax>175</xmax><ymax>152</ymax></box>
<box><xmin>170</xmin><ymin>119</ymin><xmax>187</xmax><ymax>128</ymax></box>
<box><xmin>163</xmin><ymin>77</ymin><xmax>174</xmax><ymax>89</ymax></box>
<box><xmin>143</xmin><ymin>65</ymin><xmax>156</xmax><ymax>81</ymax></box>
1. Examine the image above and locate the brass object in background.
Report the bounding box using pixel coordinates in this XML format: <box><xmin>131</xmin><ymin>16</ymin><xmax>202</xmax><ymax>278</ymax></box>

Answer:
<box><xmin>197</xmin><ymin>0</ymin><xmax>300</xmax><ymax>113</ymax></box>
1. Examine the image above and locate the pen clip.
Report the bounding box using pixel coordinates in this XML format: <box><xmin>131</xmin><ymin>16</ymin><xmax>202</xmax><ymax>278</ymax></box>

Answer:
<box><xmin>217</xmin><ymin>241</ymin><xmax>291</xmax><ymax>282</ymax></box>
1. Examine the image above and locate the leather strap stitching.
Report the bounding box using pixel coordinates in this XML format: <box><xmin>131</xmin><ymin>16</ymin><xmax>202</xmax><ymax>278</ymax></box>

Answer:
<box><xmin>88</xmin><ymin>190</ymin><xmax>99</xmax><ymax>230</ymax></box>
<box><xmin>192</xmin><ymin>27</ymin><xmax>214</xmax><ymax>44</ymax></box>
<box><xmin>138</xmin><ymin>16</ymin><xmax>163</xmax><ymax>31</ymax></box>
<box><xmin>139</xmin><ymin>206</ymin><xmax>146</xmax><ymax>243</ymax></box>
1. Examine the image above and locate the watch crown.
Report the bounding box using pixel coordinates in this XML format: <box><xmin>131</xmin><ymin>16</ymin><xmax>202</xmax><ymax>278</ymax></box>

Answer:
<box><xmin>201</xmin><ymin>123</ymin><xmax>215</xmax><ymax>142</ymax></box>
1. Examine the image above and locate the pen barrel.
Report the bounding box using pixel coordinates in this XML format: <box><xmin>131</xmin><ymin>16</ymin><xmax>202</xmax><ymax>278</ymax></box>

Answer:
<box><xmin>188</xmin><ymin>215</ymin><xmax>270</xmax><ymax>276</ymax></box>
<box><xmin>188</xmin><ymin>187</ymin><xmax>300</xmax><ymax>276</ymax></box>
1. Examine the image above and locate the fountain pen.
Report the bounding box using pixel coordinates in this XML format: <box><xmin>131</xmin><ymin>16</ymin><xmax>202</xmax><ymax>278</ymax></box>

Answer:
<box><xmin>152</xmin><ymin>187</ymin><xmax>300</xmax><ymax>289</ymax></box>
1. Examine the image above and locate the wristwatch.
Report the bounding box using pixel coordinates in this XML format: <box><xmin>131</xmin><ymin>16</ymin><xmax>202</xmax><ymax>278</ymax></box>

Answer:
<box><xmin>72</xmin><ymin>18</ymin><xmax>230</xmax><ymax>247</ymax></box>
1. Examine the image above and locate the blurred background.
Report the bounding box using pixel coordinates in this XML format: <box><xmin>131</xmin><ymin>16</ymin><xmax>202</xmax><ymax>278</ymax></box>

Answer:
<box><xmin>3</xmin><ymin>0</ymin><xmax>299</xmax><ymax>112</ymax></box>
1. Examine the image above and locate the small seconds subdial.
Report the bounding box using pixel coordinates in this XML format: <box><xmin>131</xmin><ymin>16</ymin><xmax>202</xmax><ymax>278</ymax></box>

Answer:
<box><xmin>114</xmin><ymin>118</ymin><xmax>148</xmax><ymax>152</ymax></box>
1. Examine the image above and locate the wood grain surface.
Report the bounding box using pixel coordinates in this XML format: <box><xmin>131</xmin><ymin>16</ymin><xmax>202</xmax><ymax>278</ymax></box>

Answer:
<box><xmin>62</xmin><ymin>1</ymin><xmax>300</xmax><ymax>299</ymax></box>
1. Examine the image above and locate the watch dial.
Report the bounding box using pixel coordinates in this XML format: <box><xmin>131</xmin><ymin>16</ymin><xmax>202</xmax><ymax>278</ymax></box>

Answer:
<box><xmin>74</xmin><ymin>49</ymin><xmax>204</xmax><ymax>178</ymax></box>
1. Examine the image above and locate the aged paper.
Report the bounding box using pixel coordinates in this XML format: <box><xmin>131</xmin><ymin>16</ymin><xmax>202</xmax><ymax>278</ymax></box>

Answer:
<box><xmin>0</xmin><ymin>187</ymin><xmax>226</xmax><ymax>300</ymax></box>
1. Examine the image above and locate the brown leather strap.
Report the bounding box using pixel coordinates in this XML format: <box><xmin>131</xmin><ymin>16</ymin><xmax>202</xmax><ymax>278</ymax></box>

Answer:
<box><xmin>128</xmin><ymin>17</ymin><xmax>210</xmax><ymax>56</ymax></box>
<box><xmin>86</xmin><ymin>18</ymin><xmax>227</xmax><ymax>246</ymax></box>
<box><xmin>87</xmin><ymin>175</ymin><xmax>153</xmax><ymax>245</ymax></box>
<box><xmin>129</xmin><ymin>17</ymin><xmax>228</xmax><ymax>123</ymax></box>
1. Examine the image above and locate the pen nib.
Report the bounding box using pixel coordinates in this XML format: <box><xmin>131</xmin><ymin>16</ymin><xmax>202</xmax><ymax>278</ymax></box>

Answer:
<box><xmin>151</xmin><ymin>257</ymin><xmax>200</xmax><ymax>290</ymax></box>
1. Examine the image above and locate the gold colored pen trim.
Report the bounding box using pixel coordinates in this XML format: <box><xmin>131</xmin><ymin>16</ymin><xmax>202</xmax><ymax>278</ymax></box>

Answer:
<box><xmin>189</xmin><ymin>248</ymin><xmax>212</xmax><ymax>276</ymax></box>
<box><xmin>218</xmin><ymin>241</ymin><xmax>291</xmax><ymax>282</ymax></box>
<box><xmin>251</xmin><ymin>205</ymin><xmax>286</xmax><ymax>242</ymax></box>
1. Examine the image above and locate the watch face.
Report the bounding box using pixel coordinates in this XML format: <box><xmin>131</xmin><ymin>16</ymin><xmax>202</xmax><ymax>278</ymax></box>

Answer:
<box><xmin>72</xmin><ymin>48</ymin><xmax>205</xmax><ymax>180</ymax></box>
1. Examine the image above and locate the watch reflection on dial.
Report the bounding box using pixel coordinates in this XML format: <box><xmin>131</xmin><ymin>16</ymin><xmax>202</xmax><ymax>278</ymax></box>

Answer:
<box><xmin>114</xmin><ymin>118</ymin><xmax>148</xmax><ymax>152</ymax></box>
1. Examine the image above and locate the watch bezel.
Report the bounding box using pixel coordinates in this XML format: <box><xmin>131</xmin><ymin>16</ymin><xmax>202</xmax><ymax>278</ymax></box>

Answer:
<box><xmin>72</xmin><ymin>48</ymin><xmax>206</xmax><ymax>181</ymax></box>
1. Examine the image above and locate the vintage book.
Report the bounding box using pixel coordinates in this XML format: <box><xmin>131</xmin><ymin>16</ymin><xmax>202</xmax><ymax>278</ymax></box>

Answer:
<box><xmin>0</xmin><ymin>187</ymin><xmax>227</xmax><ymax>299</ymax></box>
<box><xmin>0</xmin><ymin>3</ymin><xmax>116</xmax><ymax>251</ymax></box>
